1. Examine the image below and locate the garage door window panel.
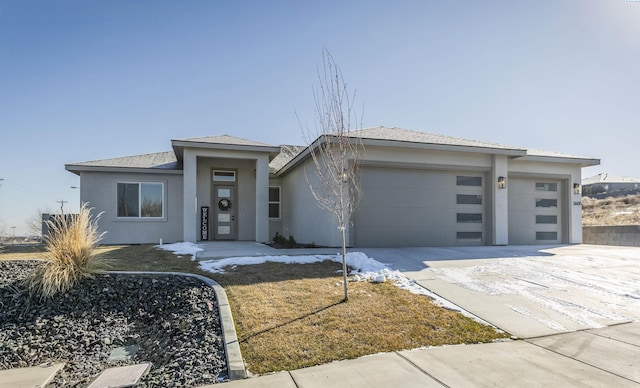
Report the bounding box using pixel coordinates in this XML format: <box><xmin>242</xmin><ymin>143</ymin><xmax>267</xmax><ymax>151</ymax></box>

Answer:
<box><xmin>536</xmin><ymin>198</ymin><xmax>558</xmax><ymax>208</ymax></box>
<box><xmin>457</xmin><ymin>213</ymin><xmax>483</xmax><ymax>223</ymax></box>
<box><xmin>457</xmin><ymin>176</ymin><xmax>482</xmax><ymax>187</ymax></box>
<box><xmin>536</xmin><ymin>215</ymin><xmax>557</xmax><ymax>224</ymax></box>
<box><xmin>536</xmin><ymin>182</ymin><xmax>558</xmax><ymax>192</ymax></box>
<box><xmin>457</xmin><ymin>194</ymin><xmax>482</xmax><ymax>205</ymax></box>
<box><xmin>457</xmin><ymin>232</ymin><xmax>482</xmax><ymax>241</ymax></box>
<box><xmin>536</xmin><ymin>231</ymin><xmax>558</xmax><ymax>241</ymax></box>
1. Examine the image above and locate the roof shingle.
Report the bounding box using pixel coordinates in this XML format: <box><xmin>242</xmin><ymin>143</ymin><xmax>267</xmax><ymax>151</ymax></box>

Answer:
<box><xmin>348</xmin><ymin>126</ymin><xmax>524</xmax><ymax>151</ymax></box>
<box><xmin>173</xmin><ymin>134</ymin><xmax>274</xmax><ymax>147</ymax></box>
<box><xmin>68</xmin><ymin>151</ymin><xmax>178</xmax><ymax>170</ymax></box>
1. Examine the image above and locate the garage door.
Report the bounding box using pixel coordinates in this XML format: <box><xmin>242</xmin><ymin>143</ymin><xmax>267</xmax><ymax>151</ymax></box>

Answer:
<box><xmin>508</xmin><ymin>178</ymin><xmax>563</xmax><ymax>244</ymax></box>
<box><xmin>353</xmin><ymin>167</ymin><xmax>486</xmax><ymax>247</ymax></box>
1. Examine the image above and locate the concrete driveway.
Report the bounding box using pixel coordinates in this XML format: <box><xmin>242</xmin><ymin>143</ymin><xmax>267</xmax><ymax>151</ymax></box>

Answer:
<box><xmin>211</xmin><ymin>243</ymin><xmax>640</xmax><ymax>387</ymax></box>
<box><xmin>360</xmin><ymin>244</ymin><xmax>640</xmax><ymax>338</ymax></box>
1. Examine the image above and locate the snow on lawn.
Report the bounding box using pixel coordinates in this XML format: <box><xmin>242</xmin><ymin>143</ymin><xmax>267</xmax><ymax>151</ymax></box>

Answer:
<box><xmin>156</xmin><ymin>242</ymin><xmax>204</xmax><ymax>260</ymax></box>
<box><xmin>199</xmin><ymin>252</ymin><xmax>474</xmax><ymax>317</ymax></box>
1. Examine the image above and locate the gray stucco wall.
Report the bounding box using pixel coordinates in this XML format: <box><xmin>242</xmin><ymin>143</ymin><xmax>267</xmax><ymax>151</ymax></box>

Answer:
<box><xmin>79</xmin><ymin>171</ymin><xmax>183</xmax><ymax>244</ymax></box>
<box><xmin>583</xmin><ymin>225</ymin><xmax>640</xmax><ymax>246</ymax></box>
<box><xmin>281</xmin><ymin>158</ymin><xmax>341</xmax><ymax>247</ymax></box>
<box><xmin>281</xmin><ymin>145</ymin><xmax>586</xmax><ymax>248</ymax></box>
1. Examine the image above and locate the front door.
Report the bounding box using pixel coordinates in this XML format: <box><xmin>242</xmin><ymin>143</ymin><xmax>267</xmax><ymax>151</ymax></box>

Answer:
<box><xmin>214</xmin><ymin>185</ymin><xmax>237</xmax><ymax>240</ymax></box>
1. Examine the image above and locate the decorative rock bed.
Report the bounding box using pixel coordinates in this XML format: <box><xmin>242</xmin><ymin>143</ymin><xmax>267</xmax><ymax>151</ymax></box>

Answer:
<box><xmin>0</xmin><ymin>260</ymin><xmax>227</xmax><ymax>387</ymax></box>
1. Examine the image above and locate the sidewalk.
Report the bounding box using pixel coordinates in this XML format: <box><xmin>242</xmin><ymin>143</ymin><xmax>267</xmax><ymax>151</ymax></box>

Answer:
<box><xmin>213</xmin><ymin>322</ymin><xmax>640</xmax><ymax>387</ymax></box>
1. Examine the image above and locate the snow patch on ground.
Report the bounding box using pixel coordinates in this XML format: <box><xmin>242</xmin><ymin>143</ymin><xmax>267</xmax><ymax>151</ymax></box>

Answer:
<box><xmin>429</xmin><ymin>254</ymin><xmax>640</xmax><ymax>331</ymax></box>
<box><xmin>156</xmin><ymin>242</ymin><xmax>204</xmax><ymax>260</ymax></box>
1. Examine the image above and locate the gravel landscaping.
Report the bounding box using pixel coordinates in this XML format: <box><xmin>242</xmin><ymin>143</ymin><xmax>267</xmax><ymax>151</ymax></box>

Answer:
<box><xmin>0</xmin><ymin>260</ymin><xmax>227</xmax><ymax>387</ymax></box>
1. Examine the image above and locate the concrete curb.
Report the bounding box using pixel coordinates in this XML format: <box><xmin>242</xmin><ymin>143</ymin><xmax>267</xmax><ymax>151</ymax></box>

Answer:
<box><xmin>109</xmin><ymin>271</ymin><xmax>247</xmax><ymax>380</ymax></box>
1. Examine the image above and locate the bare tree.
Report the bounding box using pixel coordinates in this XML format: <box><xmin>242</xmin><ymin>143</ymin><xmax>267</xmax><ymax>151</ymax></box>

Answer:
<box><xmin>301</xmin><ymin>50</ymin><xmax>362</xmax><ymax>301</ymax></box>
<box><xmin>26</xmin><ymin>207</ymin><xmax>53</xmax><ymax>240</ymax></box>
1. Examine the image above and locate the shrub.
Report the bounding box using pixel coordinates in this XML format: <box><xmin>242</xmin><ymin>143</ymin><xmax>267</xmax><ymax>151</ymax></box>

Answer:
<box><xmin>273</xmin><ymin>232</ymin><xmax>287</xmax><ymax>246</ymax></box>
<box><xmin>287</xmin><ymin>235</ymin><xmax>297</xmax><ymax>247</ymax></box>
<box><xmin>24</xmin><ymin>204</ymin><xmax>108</xmax><ymax>299</ymax></box>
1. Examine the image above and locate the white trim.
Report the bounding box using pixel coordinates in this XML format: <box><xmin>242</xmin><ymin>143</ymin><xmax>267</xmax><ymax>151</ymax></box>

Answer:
<box><xmin>268</xmin><ymin>186</ymin><xmax>281</xmax><ymax>219</ymax></box>
<box><xmin>213</xmin><ymin>170</ymin><xmax>237</xmax><ymax>182</ymax></box>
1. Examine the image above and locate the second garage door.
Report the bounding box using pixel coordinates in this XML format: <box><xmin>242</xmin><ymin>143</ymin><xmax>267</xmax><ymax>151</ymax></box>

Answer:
<box><xmin>353</xmin><ymin>166</ymin><xmax>486</xmax><ymax>247</ymax></box>
<box><xmin>508</xmin><ymin>177</ymin><xmax>564</xmax><ymax>245</ymax></box>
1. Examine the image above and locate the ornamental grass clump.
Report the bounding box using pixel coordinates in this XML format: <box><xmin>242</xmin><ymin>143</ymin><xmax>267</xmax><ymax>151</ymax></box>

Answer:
<box><xmin>24</xmin><ymin>204</ymin><xmax>107</xmax><ymax>299</ymax></box>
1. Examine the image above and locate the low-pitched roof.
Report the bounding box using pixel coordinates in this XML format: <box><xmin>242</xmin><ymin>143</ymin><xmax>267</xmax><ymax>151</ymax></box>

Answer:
<box><xmin>172</xmin><ymin>134</ymin><xmax>273</xmax><ymax>147</ymax></box>
<box><xmin>275</xmin><ymin>126</ymin><xmax>599</xmax><ymax>175</ymax></box>
<box><xmin>66</xmin><ymin>151</ymin><xmax>179</xmax><ymax>175</ymax></box>
<box><xmin>171</xmin><ymin>134</ymin><xmax>281</xmax><ymax>162</ymax></box>
<box><xmin>350</xmin><ymin>126</ymin><xmax>525</xmax><ymax>152</ymax></box>
<box><xmin>65</xmin><ymin>127</ymin><xmax>600</xmax><ymax>176</ymax></box>
<box><xmin>269</xmin><ymin>145</ymin><xmax>306</xmax><ymax>174</ymax></box>
<box><xmin>582</xmin><ymin>173</ymin><xmax>640</xmax><ymax>185</ymax></box>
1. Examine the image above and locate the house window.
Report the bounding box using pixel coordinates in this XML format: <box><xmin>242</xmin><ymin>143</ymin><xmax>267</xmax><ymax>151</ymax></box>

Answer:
<box><xmin>536</xmin><ymin>182</ymin><xmax>558</xmax><ymax>192</ymax></box>
<box><xmin>269</xmin><ymin>186</ymin><xmax>281</xmax><ymax>219</ymax></box>
<box><xmin>457</xmin><ymin>213</ymin><xmax>483</xmax><ymax>223</ymax></box>
<box><xmin>456</xmin><ymin>176</ymin><xmax>482</xmax><ymax>187</ymax></box>
<box><xmin>457</xmin><ymin>194</ymin><xmax>482</xmax><ymax>205</ymax></box>
<box><xmin>213</xmin><ymin>171</ymin><xmax>236</xmax><ymax>182</ymax></box>
<box><xmin>117</xmin><ymin>182</ymin><xmax>163</xmax><ymax>218</ymax></box>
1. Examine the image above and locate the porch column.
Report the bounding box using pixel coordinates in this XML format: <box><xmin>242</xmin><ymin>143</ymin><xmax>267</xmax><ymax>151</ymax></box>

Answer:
<box><xmin>492</xmin><ymin>155</ymin><xmax>509</xmax><ymax>245</ymax></box>
<box><xmin>568</xmin><ymin>168</ymin><xmax>583</xmax><ymax>244</ymax></box>
<box><xmin>183</xmin><ymin>150</ymin><xmax>198</xmax><ymax>242</ymax></box>
<box><xmin>255</xmin><ymin>155</ymin><xmax>269</xmax><ymax>243</ymax></box>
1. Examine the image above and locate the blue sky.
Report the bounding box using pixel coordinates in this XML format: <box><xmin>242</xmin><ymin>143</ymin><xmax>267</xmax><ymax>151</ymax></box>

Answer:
<box><xmin>1</xmin><ymin>0</ymin><xmax>639</xmax><ymax>236</ymax></box>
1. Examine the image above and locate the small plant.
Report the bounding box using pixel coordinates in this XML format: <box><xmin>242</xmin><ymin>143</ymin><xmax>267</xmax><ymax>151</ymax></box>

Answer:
<box><xmin>24</xmin><ymin>204</ymin><xmax>108</xmax><ymax>299</ymax></box>
<box><xmin>272</xmin><ymin>232</ymin><xmax>287</xmax><ymax>246</ymax></box>
<box><xmin>287</xmin><ymin>235</ymin><xmax>297</xmax><ymax>247</ymax></box>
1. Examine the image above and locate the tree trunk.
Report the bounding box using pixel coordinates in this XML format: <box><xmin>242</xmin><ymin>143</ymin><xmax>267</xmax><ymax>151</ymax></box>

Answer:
<box><xmin>341</xmin><ymin>226</ymin><xmax>348</xmax><ymax>301</ymax></box>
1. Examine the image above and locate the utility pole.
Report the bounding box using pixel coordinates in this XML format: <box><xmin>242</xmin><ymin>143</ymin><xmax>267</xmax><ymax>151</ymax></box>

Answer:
<box><xmin>57</xmin><ymin>200</ymin><xmax>68</xmax><ymax>216</ymax></box>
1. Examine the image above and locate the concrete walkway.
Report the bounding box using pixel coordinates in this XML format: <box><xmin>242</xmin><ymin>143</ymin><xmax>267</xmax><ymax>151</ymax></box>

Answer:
<box><xmin>196</xmin><ymin>241</ymin><xmax>339</xmax><ymax>260</ymax></box>
<box><xmin>214</xmin><ymin>322</ymin><xmax>640</xmax><ymax>387</ymax></box>
<box><xmin>197</xmin><ymin>244</ymin><xmax>640</xmax><ymax>387</ymax></box>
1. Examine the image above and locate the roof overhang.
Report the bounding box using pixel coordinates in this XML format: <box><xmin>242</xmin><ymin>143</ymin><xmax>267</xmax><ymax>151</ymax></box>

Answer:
<box><xmin>511</xmin><ymin>154</ymin><xmax>601</xmax><ymax>168</ymax></box>
<box><xmin>276</xmin><ymin>135</ymin><xmax>529</xmax><ymax>176</ymax></box>
<box><xmin>65</xmin><ymin>165</ymin><xmax>183</xmax><ymax>176</ymax></box>
<box><xmin>359</xmin><ymin>138</ymin><xmax>528</xmax><ymax>156</ymax></box>
<box><xmin>171</xmin><ymin>140</ymin><xmax>281</xmax><ymax>162</ymax></box>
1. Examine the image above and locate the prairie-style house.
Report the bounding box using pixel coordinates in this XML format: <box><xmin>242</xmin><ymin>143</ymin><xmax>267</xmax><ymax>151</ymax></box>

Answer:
<box><xmin>65</xmin><ymin>127</ymin><xmax>599</xmax><ymax>247</ymax></box>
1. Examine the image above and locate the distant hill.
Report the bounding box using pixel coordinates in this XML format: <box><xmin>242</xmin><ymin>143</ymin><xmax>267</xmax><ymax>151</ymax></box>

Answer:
<box><xmin>582</xmin><ymin>194</ymin><xmax>640</xmax><ymax>226</ymax></box>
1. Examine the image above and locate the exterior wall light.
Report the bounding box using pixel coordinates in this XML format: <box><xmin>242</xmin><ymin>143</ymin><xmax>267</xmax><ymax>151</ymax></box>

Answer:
<box><xmin>497</xmin><ymin>176</ymin><xmax>506</xmax><ymax>189</ymax></box>
<box><xmin>573</xmin><ymin>183</ymin><xmax>581</xmax><ymax>195</ymax></box>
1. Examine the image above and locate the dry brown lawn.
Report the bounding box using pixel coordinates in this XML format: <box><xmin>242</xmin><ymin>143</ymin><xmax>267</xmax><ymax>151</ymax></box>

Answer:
<box><xmin>582</xmin><ymin>194</ymin><xmax>640</xmax><ymax>226</ymax></box>
<box><xmin>215</xmin><ymin>261</ymin><xmax>508</xmax><ymax>374</ymax></box>
<box><xmin>0</xmin><ymin>244</ymin><xmax>509</xmax><ymax>375</ymax></box>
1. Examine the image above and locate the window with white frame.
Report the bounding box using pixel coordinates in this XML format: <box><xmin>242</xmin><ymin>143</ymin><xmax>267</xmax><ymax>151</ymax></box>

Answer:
<box><xmin>213</xmin><ymin>171</ymin><xmax>236</xmax><ymax>182</ymax></box>
<box><xmin>117</xmin><ymin>182</ymin><xmax>164</xmax><ymax>218</ymax></box>
<box><xmin>269</xmin><ymin>186</ymin><xmax>281</xmax><ymax>219</ymax></box>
